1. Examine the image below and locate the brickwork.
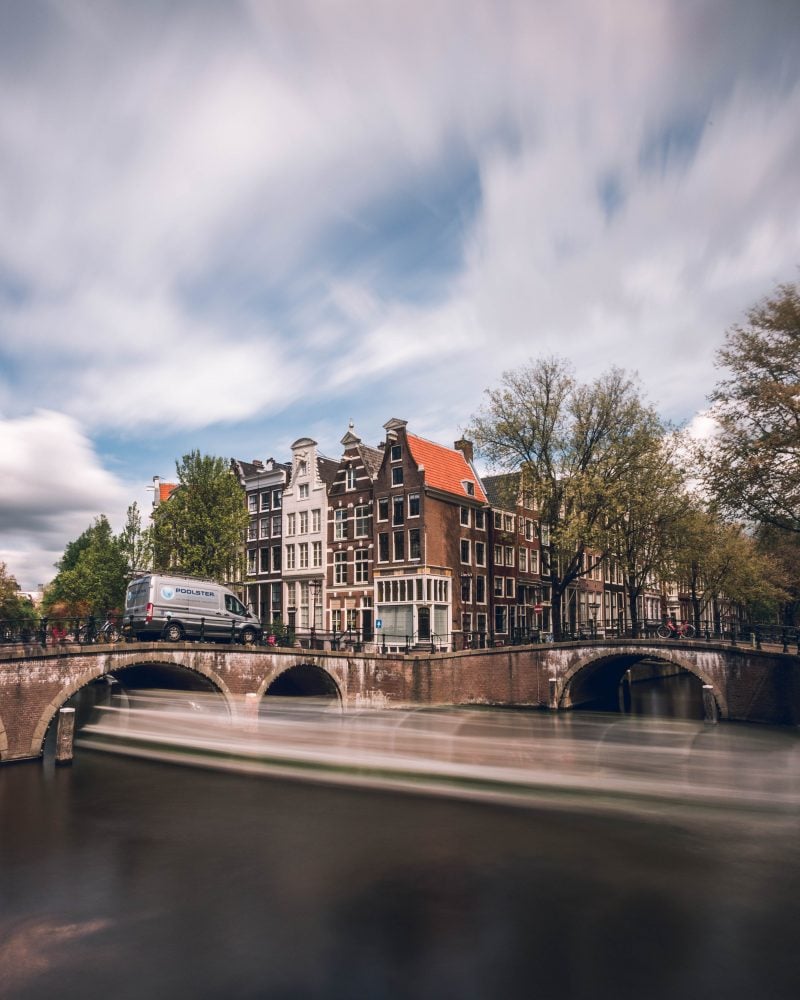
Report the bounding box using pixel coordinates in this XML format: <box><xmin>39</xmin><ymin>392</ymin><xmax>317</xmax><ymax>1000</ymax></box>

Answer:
<box><xmin>1</xmin><ymin>640</ymin><xmax>798</xmax><ymax>763</ymax></box>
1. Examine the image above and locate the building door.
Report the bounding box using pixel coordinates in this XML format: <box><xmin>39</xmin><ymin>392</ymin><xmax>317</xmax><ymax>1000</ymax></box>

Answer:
<box><xmin>361</xmin><ymin>609</ymin><xmax>373</xmax><ymax>641</ymax></box>
<box><xmin>418</xmin><ymin>606</ymin><xmax>431</xmax><ymax>640</ymax></box>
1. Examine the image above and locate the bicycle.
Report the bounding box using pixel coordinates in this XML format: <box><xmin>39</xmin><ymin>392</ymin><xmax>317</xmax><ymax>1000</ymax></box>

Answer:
<box><xmin>78</xmin><ymin>616</ymin><xmax>122</xmax><ymax>644</ymax></box>
<box><xmin>656</xmin><ymin>620</ymin><xmax>696</xmax><ymax>639</ymax></box>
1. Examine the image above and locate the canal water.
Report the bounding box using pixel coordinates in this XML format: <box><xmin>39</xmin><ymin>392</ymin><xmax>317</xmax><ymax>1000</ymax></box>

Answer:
<box><xmin>2</xmin><ymin>702</ymin><xmax>799</xmax><ymax>999</ymax></box>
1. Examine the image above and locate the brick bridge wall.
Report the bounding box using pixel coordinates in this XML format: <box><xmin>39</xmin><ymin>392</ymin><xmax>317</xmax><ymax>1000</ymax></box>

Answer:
<box><xmin>1</xmin><ymin>639</ymin><xmax>798</xmax><ymax>763</ymax></box>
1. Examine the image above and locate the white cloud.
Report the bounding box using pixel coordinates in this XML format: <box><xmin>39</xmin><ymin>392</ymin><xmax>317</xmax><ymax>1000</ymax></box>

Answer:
<box><xmin>0</xmin><ymin>410</ymin><xmax>130</xmax><ymax>589</ymax></box>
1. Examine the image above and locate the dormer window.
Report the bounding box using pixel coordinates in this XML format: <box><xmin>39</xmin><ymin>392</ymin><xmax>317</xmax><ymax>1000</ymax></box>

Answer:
<box><xmin>297</xmin><ymin>460</ymin><xmax>307</xmax><ymax>476</ymax></box>
<box><xmin>464</xmin><ymin>481</ymin><xmax>475</xmax><ymax>497</ymax></box>
<box><xmin>345</xmin><ymin>466</ymin><xmax>356</xmax><ymax>491</ymax></box>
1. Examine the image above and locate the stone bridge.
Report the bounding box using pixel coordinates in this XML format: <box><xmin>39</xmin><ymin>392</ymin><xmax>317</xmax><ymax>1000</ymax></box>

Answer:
<box><xmin>1</xmin><ymin>638</ymin><xmax>798</xmax><ymax>763</ymax></box>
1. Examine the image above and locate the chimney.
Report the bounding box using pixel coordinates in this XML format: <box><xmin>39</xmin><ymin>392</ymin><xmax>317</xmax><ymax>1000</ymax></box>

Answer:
<box><xmin>454</xmin><ymin>438</ymin><xmax>474</xmax><ymax>463</ymax></box>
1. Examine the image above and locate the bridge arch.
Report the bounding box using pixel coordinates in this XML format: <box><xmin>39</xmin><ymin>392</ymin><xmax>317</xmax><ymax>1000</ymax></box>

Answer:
<box><xmin>30</xmin><ymin>653</ymin><xmax>233</xmax><ymax>757</ymax></box>
<box><xmin>258</xmin><ymin>661</ymin><xmax>343</xmax><ymax>703</ymax></box>
<box><xmin>557</xmin><ymin>646</ymin><xmax>725</xmax><ymax>718</ymax></box>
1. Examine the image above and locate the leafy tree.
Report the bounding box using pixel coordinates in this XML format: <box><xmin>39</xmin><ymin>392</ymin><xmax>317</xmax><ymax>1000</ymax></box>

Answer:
<box><xmin>118</xmin><ymin>502</ymin><xmax>152</xmax><ymax>578</ymax></box>
<box><xmin>151</xmin><ymin>451</ymin><xmax>248</xmax><ymax>583</ymax></box>
<box><xmin>43</xmin><ymin>516</ymin><xmax>129</xmax><ymax>617</ymax></box>
<box><xmin>0</xmin><ymin>562</ymin><xmax>37</xmax><ymax>623</ymax></box>
<box><xmin>609</xmin><ymin>435</ymin><xmax>692</xmax><ymax>635</ymax></box>
<box><xmin>755</xmin><ymin>524</ymin><xmax>800</xmax><ymax>625</ymax></box>
<box><xmin>468</xmin><ymin>357</ymin><xmax>666</xmax><ymax>637</ymax></box>
<box><xmin>702</xmin><ymin>280</ymin><xmax>800</xmax><ymax>534</ymax></box>
<box><xmin>669</xmin><ymin>507</ymin><xmax>786</xmax><ymax>630</ymax></box>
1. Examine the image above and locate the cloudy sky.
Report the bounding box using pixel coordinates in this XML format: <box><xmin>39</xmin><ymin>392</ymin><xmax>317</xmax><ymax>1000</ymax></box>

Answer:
<box><xmin>1</xmin><ymin>0</ymin><xmax>799</xmax><ymax>591</ymax></box>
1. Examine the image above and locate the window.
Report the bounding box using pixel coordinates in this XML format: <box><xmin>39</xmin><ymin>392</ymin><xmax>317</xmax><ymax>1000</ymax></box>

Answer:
<box><xmin>465</xmin><ymin>481</ymin><xmax>475</xmax><ymax>496</ymax></box>
<box><xmin>460</xmin><ymin>539</ymin><xmax>470</xmax><ymax>564</ymax></box>
<box><xmin>462</xmin><ymin>612</ymin><xmax>472</xmax><ymax>633</ymax></box>
<box><xmin>355</xmin><ymin>549</ymin><xmax>369</xmax><ymax>584</ymax></box>
<box><xmin>271</xmin><ymin>582</ymin><xmax>281</xmax><ymax>611</ymax></box>
<box><xmin>519</xmin><ymin>547</ymin><xmax>528</xmax><ymax>572</ymax></box>
<box><xmin>505</xmin><ymin>577</ymin><xmax>515</xmax><ymax>597</ymax></box>
<box><xmin>541</xmin><ymin>524</ymin><xmax>550</xmax><ymax>546</ymax></box>
<box><xmin>530</xmin><ymin>549</ymin><xmax>539</xmax><ymax>574</ymax></box>
<box><xmin>494</xmin><ymin>545</ymin><xmax>503</xmax><ymax>564</ymax></box>
<box><xmin>355</xmin><ymin>505</ymin><xmax>370</xmax><ymax>537</ymax></box>
<box><xmin>504</xmin><ymin>514</ymin><xmax>514</xmax><ymax>532</ymax></box>
<box><xmin>475</xmin><ymin>541</ymin><xmax>485</xmax><ymax>566</ymax></box>
<box><xmin>392</xmin><ymin>466</ymin><xmax>404</xmax><ymax>487</ymax></box>
<box><xmin>260</xmin><ymin>548</ymin><xmax>270</xmax><ymax>573</ymax></box>
<box><xmin>312</xmin><ymin>509</ymin><xmax>321</xmax><ymax>533</ymax></box>
<box><xmin>331</xmin><ymin>609</ymin><xmax>342</xmax><ymax>632</ymax></box>
<box><xmin>312</xmin><ymin>541</ymin><xmax>322</xmax><ymax>567</ymax></box>
<box><xmin>494</xmin><ymin>576</ymin><xmax>504</xmax><ymax>597</ymax></box>
<box><xmin>475</xmin><ymin>510</ymin><xmax>485</xmax><ymax>530</ymax></box>
<box><xmin>248</xmin><ymin>495</ymin><xmax>257</xmax><ymax>513</ymax></box>
<box><xmin>260</xmin><ymin>517</ymin><xmax>269</xmax><ymax>538</ymax></box>
<box><xmin>505</xmin><ymin>546</ymin><xmax>514</xmax><ymax>567</ymax></box>
<box><xmin>460</xmin><ymin>507</ymin><xmax>469</xmax><ymax>526</ymax></box>
<box><xmin>525</xmin><ymin>519</ymin><xmax>534</xmax><ymax>540</ymax></box>
<box><xmin>334</xmin><ymin>551</ymin><xmax>347</xmax><ymax>585</ymax></box>
<box><xmin>298</xmin><ymin>483</ymin><xmax>309</xmax><ymax>500</ymax></box>
<box><xmin>272</xmin><ymin>489</ymin><xmax>282</xmax><ymax>509</ymax></box>
<box><xmin>272</xmin><ymin>546</ymin><xmax>281</xmax><ymax>572</ymax></box>
<box><xmin>409</xmin><ymin>528</ymin><xmax>421</xmax><ymax>560</ymax></box>
<box><xmin>390</xmin><ymin>444</ymin><xmax>402</xmax><ymax>462</ymax></box>
<box><xmin>494</xmin><ymin>512</ymin><xmax>502</xmax><ymax>529</ymax></box>
<box><xmin>393</xmin><ymin>530</ymin><xmax>405</xmax><ymax>561</ymax></box>
<box><xmin>248</xmin><ymin>523</ymin><xmax>258</xmax><ymax>541</ymax></box>
<box><xmin>272</xmin><ymin>514</ymin><xmax>281</xmax><ymax>535</ymax></box>
<box><xmin>299</xmin><ymin>511</ymin><xmax>308</xmax><ymax>534</ymax></box>
<box><xmin>260</xmin><ymin>492</ymin><xmax>270</xmax><ymax>511</ymax></box>
<box><xmin>346</xmin><ymin>608</ymin><xmax>358</xmax><ymax>631</ymax></box>
<box><xmin>346</xmin><ymin>466</ymin><xmax>356</xmax><ymax>490</ymax></box>
<box><xmin>378</xmin><ymin>533</ymin><xmax>389</xmax><ymax>562</ymax></box>
<box><xmin>286</xmin><ymin>513</ymin><xmax>295</xmax><ymax>536</ymax></box>
<box><xmin>247</xmin><ymin>551</ymin><xmax>257</xmax><ymax>574</ymax></box>
<box><xmin>461</xmin><ymin>576</ymin><xmax>472</xmax><ymax>602</ymax></box>
<box><xmin>299</xmin><ymin>542</ymin><xmax>309</xmax><ymax>569</ymax></box>
<box><xmin>378</xmin><ymin>497</ymin><xmax>389</xmax><ymax>521</ymax></box>
<box><xmin>285</xmin><ymin>544</ymin><xmax>295</xmax><ymax>570</ymax></box>
<box><xmin>495</xmin><ymin>606</ymin><xmax>508</xmax><ymax>634</ymax></box>
<box><xmin>392</xmin><ymin>496</ymin><xmax>404</xmax><ymax>526</ymax></box>
<box><xmin>297</xmin><ymin>460</ymin><xmax>307</xmax><ymax>476</ymax></box>
<box><xmin>476</xmin><ymin>576</ymin><xmax>486</xmax><ymax>603</ymax></box>
<box><xmin>334</xmin><ymin>509</ymin><xmax>347</xmax><ymax>540</ymax></box>
<box><xmin>408</xmin><ymin>493</ymin><xmax>420</xmax><ymax>517</ymax></box>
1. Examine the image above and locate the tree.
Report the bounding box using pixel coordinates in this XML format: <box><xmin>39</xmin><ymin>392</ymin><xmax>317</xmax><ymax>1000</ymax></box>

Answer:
<box><xmin>0</xmin><ymin>562</ymin><xmax>37</xmax><ymax>623</ymax></box>
<box><xmin>43</xmin><ymin>516</ymin><xmax>129</xmax><ymax>617</ymax></box>
<box><xmin>468</xmin><ymin>357</ymin><xmax>666</xmax><ymax>637</ymax></box>
<box><xmin>702</xmin><ymin>280</ymin><xmax>800</xmax><ymax>535</ymax></box>
<box><xmin>118</xmin><ymin>502</ymin><xmax>152</xmax><ymax>578</ymax></box>
<box><xmin>609</xmin><ymin>435</ymin><xmax>692</xmax><ymax>635</ymax></box>
<box><xmin>669</xmin><ymin>507</ymin><xmax>785</xmax><ymax>631</ymax></box>
<box><xmin>151</xmin><ymin>451</ymin><xmax>248</xmax><ymax>583</ymax></box>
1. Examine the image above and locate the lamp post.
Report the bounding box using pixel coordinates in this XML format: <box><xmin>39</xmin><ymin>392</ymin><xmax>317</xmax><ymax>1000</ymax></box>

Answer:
<box><xmin>589</xmin><ymin>600</ymin><xmax>600</xmax><ymax>639</ymax></box>
<box><xmin>309</xmin><ymin>577</ymin><xmax>322</xmax><ymax>648</ymax></box>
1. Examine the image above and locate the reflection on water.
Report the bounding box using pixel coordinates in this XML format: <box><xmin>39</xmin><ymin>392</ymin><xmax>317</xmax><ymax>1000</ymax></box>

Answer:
<box><xmin>77</xmin><ymin>692</ymin><xmax>800</xmax><ymax>814</ymax></box>
<box><xmin>2</xmin><ymin>697</ymin><xmax>799</xmax><ymax>1000</ymax></box>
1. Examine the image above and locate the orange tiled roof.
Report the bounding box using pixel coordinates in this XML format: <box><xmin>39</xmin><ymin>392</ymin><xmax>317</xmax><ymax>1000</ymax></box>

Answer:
<box><xmin>159</xmin><ymin>482</ymin><xmax>178</xmax><ymax>503</ymax></box>
<box><xmin>406</xmin><ymin>434</ymin><xmax>486</xmax><ymax>502</ymax></box>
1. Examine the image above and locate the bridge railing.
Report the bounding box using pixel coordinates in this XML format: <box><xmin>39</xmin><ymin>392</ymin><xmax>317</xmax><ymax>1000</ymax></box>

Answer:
<box><xmin>0</xmin><ymin>614</ymin><xmax>123</xmax><ymax>648</ymax></box>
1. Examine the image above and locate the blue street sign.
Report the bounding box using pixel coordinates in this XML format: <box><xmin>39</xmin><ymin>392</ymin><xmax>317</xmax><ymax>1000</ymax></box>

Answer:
<box><xmin>375</xmin><ymin>619</ymin><xmax>383</xmax><ymax>629</ymax></box>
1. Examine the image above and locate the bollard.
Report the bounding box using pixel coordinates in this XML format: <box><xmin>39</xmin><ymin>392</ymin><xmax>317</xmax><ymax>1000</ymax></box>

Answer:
<box><xmin>548</xmin><ymin>676</ymin><xmax>558</xmax><ymax>710</ymax></box>
<box><xmin>702</xmin><ymin>685</ymin><xmax>718</xmax><ymax>725</ymax></box>
<box><xmin>619</xmin><ymin>668</ymin><xmax>632</xmax><ymax>714</ymax></box>
<box><xmin>55</xmin><ymin>707</ymin><xmax>76</xmax><ymax>764</ymax></box>
<box><xmin>750</xmin><ymin>632</ymin><xmax>756</xmax><ymax>649</ymax></box>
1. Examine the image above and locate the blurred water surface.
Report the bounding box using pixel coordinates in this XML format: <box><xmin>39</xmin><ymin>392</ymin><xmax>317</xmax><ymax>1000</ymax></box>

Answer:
<box><xmin>1</xmin><ymin>697</ymin><xmax>799</xmax><ymax>999</ymax></box>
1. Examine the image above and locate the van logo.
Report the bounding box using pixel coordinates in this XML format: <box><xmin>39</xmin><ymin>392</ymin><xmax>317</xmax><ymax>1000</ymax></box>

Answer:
<box><xmin>161</xmin><ymin>587</ymin><xmax>175</xmax><ymax>600</ymax></box>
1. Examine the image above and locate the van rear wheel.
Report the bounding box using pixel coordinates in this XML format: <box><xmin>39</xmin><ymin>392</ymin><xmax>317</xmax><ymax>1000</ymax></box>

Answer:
<box><xmin>241</xmin><ymin>627</ymin><xmax>257</xmax><ymax>646</ymax></box>
<box><xmin>162</xmin><ymin>622</ymin><xmax>184</xmax><ymax>642</ymax></box>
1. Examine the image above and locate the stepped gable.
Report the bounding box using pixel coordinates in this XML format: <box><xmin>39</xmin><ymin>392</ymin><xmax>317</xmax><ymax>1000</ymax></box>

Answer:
<box><xmin>406</xmin><ymin>433</ymin><xmax>487</xmax><ymax>503</ymax></box>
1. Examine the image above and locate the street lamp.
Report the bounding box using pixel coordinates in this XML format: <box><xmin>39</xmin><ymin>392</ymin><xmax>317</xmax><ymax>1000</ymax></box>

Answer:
<box><xmin>309</xmin><ymin>577</ymin><xmax>322</xmax><ymax>648</ymax></box>
<box><xmin>589</xmin><ymin>600</ymin><xmax>600</xmax><ymax>639</ymax></box>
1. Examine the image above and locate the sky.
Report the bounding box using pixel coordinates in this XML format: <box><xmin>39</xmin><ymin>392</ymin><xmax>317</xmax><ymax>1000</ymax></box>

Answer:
<box><xmin>1</xmin><ymin>0</ymin><xmax>799</xmax><ymax>592</ymax></box>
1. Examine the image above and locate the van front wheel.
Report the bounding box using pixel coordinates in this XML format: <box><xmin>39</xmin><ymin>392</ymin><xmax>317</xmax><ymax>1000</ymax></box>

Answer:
<box><xmin>241</xmin><ymin>627</ymin><xmax>257</xmax><ymax>646</ymax></box>
<box><xmin>162</xmin><ymin>622</ymin><xmax>184</xmax><ymax>643</ymax></box>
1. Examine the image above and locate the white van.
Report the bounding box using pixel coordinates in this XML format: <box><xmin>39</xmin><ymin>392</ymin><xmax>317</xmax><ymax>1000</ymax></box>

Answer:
<box><xmin>123</xmin><ymin>574</ymin><xmax>262</xmax><ymax>645</ymax></box>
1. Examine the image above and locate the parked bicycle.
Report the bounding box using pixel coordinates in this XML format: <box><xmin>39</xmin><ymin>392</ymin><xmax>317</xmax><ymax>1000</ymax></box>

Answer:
<box><xmin>78</xmin><ymin>616</ymin><xmax>122</xmax><ymax>644</ymax></box>
<box><xmin>656</xmin><ymin>619</ymin><xmax>696</xmax><ymax>640</ymax></box>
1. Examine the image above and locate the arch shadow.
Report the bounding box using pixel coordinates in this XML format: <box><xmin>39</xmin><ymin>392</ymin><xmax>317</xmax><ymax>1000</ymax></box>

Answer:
<box><xmin>31</xmin><ymin>655</ymin><xmax>232</xmax><ymax>757</ymax></box>
<box><xmin>258</xmin><ymin>661</ymin><xmax>343</xmax><ymax>703</ymax></box>
<box><xmin>558</xmin><ymin>648</ymin><xmax>724</xmax><ymax>718</ymax></box>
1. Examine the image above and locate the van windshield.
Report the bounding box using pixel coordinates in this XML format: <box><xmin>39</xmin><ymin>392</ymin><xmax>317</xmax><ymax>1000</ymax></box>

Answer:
<box><xmin>225</xmin><ymin>595</ymin><xmax>247</xmax><ymax>617</ymax></box>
